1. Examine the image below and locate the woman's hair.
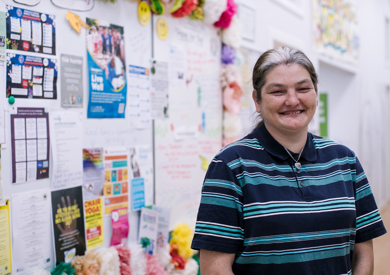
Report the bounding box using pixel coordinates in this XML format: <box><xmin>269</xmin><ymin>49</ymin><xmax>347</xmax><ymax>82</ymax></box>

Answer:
<box><xmin>252</xmin><ymin>47</ymin><xmax>318</xmax><ymax>102</ymax></box>
<box><xmin>252</xmin><ymin>47</ymin><xmax>318</xmax><ymax>127</ymax></box>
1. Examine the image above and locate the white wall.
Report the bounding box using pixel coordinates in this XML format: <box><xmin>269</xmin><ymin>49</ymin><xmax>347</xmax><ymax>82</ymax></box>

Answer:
<box><xmin>240</xmin><ymin>0</ymin><xmax>390</xmax><ymax>209</ymax></box>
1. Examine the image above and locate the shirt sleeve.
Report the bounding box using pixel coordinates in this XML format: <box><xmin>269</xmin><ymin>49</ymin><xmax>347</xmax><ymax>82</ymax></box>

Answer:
<box><xmin>354</xmin><ymin>156</ymin><xmax>387</xmax><ymax>243</ymax></box>
<box><xmin>191</xmin><ymin>157</ymin><xmax>244</xmax><ymax>253</ymax></box>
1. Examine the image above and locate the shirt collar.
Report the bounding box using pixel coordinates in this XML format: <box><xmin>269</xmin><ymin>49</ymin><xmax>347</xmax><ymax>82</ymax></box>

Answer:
<box><xmin>253</xmin><ymin>123</ymin><xmax>317</xmax><ymax>163</ymax></box>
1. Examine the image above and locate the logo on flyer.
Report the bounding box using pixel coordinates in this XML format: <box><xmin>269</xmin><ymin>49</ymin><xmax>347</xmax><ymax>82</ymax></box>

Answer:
<box><xmin>16</xmin><ymin>9</ymin><xmax>22</xmax><ymax>17</ymax></box>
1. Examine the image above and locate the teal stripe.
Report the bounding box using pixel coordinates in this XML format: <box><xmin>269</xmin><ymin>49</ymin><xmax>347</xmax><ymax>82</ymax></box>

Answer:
<box><xmin>244</xmin><ymin>229</ymin><xmax>353</xmax><ymax>245</ymax></box>
<box><xmin>201</xmin><ymin>196</ymin><xmax>243</xmax><ymax>212</ymax></box>
<box><xmin>357</xmin><ymin>212</ymin><xmax>380</xmax><ymax>228</ymax></box>
<box><xmin>228</xmin><ymin>159</ymin><xmax>291</xmax><ymax>171</ymax></box>
<box><xmin>238</xmin><ymin>171</ymin><xmax>354</xmax><ymax>188</ymax></box>
<box><xmin>195</xmin><ymin>228</ymin><xmax>243</xmax><ymax>238</ymax></box>
<box><xmin>357</xmin><ymin>216</ymin><xmax>381</xmax><ymax>229</ymax></box>
<box><xmin>244</xmin><ymin>204</ymin><xmax>355</xmax><ymax>217</ymax></box>
<box><xmin>356</xmin><ymin>187</ymin><xmax>372</xmax><ymax>201</ymax></box>
<box><xmin>355</xmin><ymin>173</ymin><xmax>366</xmax><ymax>182</ymax></box>
<box><xmin>196</xmin><ymin>223</ymin><xmax>243</xmax><ymax>234</ymax></box>
<box><xmin>236</xmin><ymin>244</ymin><xmax>351</xmax><ymax>264</ymax></box>
<box><xmin>244</xmin><ymin>199</ymin><xmax>354</xmax><ymax>212</ymax></box>
<box><xmin>204</xmin><ymin>180</ymin><xmax>243</xmax><ymax>195</ymax></box>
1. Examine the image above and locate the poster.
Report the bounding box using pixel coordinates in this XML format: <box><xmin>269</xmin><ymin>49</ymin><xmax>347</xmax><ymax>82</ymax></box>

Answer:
<box><xmin>83</xmin><ymin>148</ymin><xmax>104</xmax><ymax>201</ymax></box>
<box><xmin>51</xmin><ymin>0</ymin><xmax>94</xmax><ymax>11</ymax></box>
<box><xmin>6</xmin><ymin>53</ymin><xmax>58</xmax><ymax>99</ymax></box>
<box><xmin>6</xmin><ymin>5</ymin><xmax>56</xmax><ymax>55</ymax></box>
<box><xmin>0</xmin><ymin>12</ymin><xmax>6</xmax><ymax>61</ymax></box>
<box><xmin>0</xmin><ymin>201</ymin><xmax>11</xmax><ymax>274</ymax></box>
<box><xmin>10</xmin><ymin>108</ymin><xmax>50</xmax><ymax>183</ymax></box>
<box><xmin>313</xmin><ymin>0</ymin><xmax>359</xmax><ymax>63</ymax></box>
<box><xmin>84</xmin><ymin>198</ymin><xmax>103</xmax><ymax>250</ymax></box>
<box><xmin>128</xmin><ymin>65</ymin><xmax>151</xmax><ymax>129</ymax></box>
<box><xmin>0</xmin><ymin>145</ymin><xmax>3</xmax><ymax>206</ymax></box>
<box><xmin>139</xmin><ymin>207</ymin><xmax>158</xmax><ymax>255</ymax></box>
<box><xmin>150</xmin><ymin>60</ymin><xmax>169</xmax><ymax>118</ymax></box>
<box><xmin>50</xmin><ymin>111</ymin><xmax>83</xmax><ymax>190</ymax></box>
<box><xmin>51</xmin><ymin>186</ymin><xmax>86</xmax><ymax>264</ymax></box>
<box><xmin>12</xmin><ymin>189</ymin><xmax>53</xmax><ymax>273</ymax></box>
<box><xmin>103</xmin><ymin>148</ymin><xmax>129</xmax><ymax>215</ymax></box>
<box><xmin>60</xmin><ymin>54</ymin><xmax>83</xmax><ymax>108</ymax></box>
<box><xmin>86</xmin><ymin>18</ymin><xmax>127</xmax><ymax>119</ymax></box>
<box><xmin>131</xmin><ymin>178</ymin><xmax>145</xmax><ymax>211</ymax></box>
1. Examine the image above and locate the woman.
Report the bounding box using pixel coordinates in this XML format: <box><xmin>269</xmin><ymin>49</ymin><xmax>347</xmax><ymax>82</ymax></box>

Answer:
<box><xmin>191</xmin><ymin>47</ymin><xmax>386</xmax><ymax>274</ymax></box>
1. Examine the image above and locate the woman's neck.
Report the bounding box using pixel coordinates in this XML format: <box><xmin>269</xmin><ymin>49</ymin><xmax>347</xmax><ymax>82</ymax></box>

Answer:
<box><xmin>264</xmin><ymin>123</ymin><xmax>308</xmax><ymax>153</ymax></box>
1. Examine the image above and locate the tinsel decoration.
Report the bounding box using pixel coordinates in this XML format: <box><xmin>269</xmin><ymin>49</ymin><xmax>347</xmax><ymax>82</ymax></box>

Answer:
<box><xmin>51</xmin><ymin>262</ymin><xmax>75</xmax><ymax>275</ymax></box>
<box><xmin>169</xmin><ymin>223</ymin><xmax>194</xmax><ymax>259</ymax></box>
<box><xmin>169</xmin><ymin>0</ymin><xmax>185</xmax><ymax>13</ymax></box>
<box><xmin>221</xmin><ymin>15</ymin><xmax>242</xmax><ymax>49</ymax></box>
<box><xmin>203</xmin><ymin>0</ymin><xmax>228</xmax><ymax>25</ymax></box>
<box><xmin>223</xmin><ymin>81</ymin><xmax>244</xmax><ymax>114</ymax></box>
<box><xmin>150</xmin><ymin>0</ymin><xmax>165</xmax><ymax>15</ymax></box>
<box><xmin>223</xmin><ymin>111</ymin><xmax>242</xmax><ymax>145</ymax></box>
<box><xmin>170</xmin><ymin>244</ymin><xmax>187</xmax><ymax>270</ymax></box>
<box><xmin>145</xmin><ymin>254</ymin><xmax>169</xmax><ymax>275</ymax></box>
<box><xmin>129</xmin><ymin>243</ymin><xmax>147</xmax><ymax>275</ymax></box>
<box><xmin>171</xmin><ymin>0</ymin><xmax>198</xmax><ymax>18</ymax></box>
<box><xmin>170</xmin><ymin>258</ymin><xmax>199</xmax><ymax>275</ymax></box>
<box><xmin>189</xmin><ymin>0</ymin><xmax>205</xmax><ymax>20</ymax></box>
<box><xmin>214</xmin><ymin>0</ymin><xmax>237</xmax><ymax>28</ymax></box>
<box><xmin>115</xmin><ymin>245</ymin><xmax>132</xmax><ymax>275</ymax></box>
<box><xmin>221</xmin><ymin>44</ymin><xmax>236</xmax><ymax>64</ymax></box>
<box><xmin>220</xmin><ymin>64</ymin><xmax>242</xmax><ymax>89</ymax></box>
<box><xmin>98</xmin><ymin>247</ymin><xmax>121</xmax><ymax>275</ymax></box>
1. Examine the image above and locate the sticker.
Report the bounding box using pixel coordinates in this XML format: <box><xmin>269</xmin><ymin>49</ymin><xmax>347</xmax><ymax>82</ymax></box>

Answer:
<box><xmin>138</xmin><ymin>1</ymin><xmax>151</xmax><ymax>26</ymax></box>
<box><xmin>156</xmin><ymin>18</ymin><xmax>168</xmax><ymax>40</ymax></box>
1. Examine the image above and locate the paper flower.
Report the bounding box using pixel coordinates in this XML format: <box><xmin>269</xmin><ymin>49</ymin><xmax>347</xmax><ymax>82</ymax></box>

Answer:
<box><xmin>214</xmin><ymin>0</ymin><xmax>237</xmax><ymax>28</ymax></box>
<box><xmin>170</xmin><ymin>244</ymin><xmax>187</xmax><ymax>270</ymax></box>
<box><xmin>157</xmin><ymin>246</ymin><xmax>175</xmax><ymax>272</ymax></box>
<box><xmin>203</xmin><ymin>0</ymin><xmax>228</xmax><ymax>25</ymax></box>
<box><xmin>169</xmin><ymin>223</ymin><xmax>194</xmax><ymax>259</ymax></box>
<box><xmin>220</xmin><ymin>64</ymin><xmax>242</xmax><ymax>89</ymax></box>
<box><xmin>223</xmin><ymin>111</ymin><xmax>242</xmax><ymax>139</ymax></box>
<box><xmin>150</xmin><ymin>0</ymin><xmax>165</xmax><ymax>15</ymax></box>
<box><xmin>170</xmin><ymin>257</ymin><xmax>199</xmax><ymax>275</ymax></box>
<box><xmin>221</xmin><ymin>44</ymin><xmax>236</xmax><ymax>64</ymax></box>
<box><xmin>223</xmin><ymin>81</ymin><xmax>243</xmax><ymax>114</ymax></box>
<box><xmin>222</xmin><ymin>15</ymin><xmax>242</xmax><ymax>49</ymax></box>
<box><xmin>189</xmin><ymin>0</ymin><xmax>205</xmax><ymax>20</ymax></box>
<box><xmin>146</xmin><ymin>254</ymin><xmax>169</xmax><ymax>275</ymax></box>
<box><xmin>129</xmin><ymin>243</ymin><xmax>147</xmax><ymax>275</ymax></box>
<box><xmin>98</xmin><ymin>247</ymin><xmax>120</xmax><ymax>275</ymax></box>
<box><xmin>51</xmin><ymin>262</ymin><xmax>75</xmax><ymax>275</ymax></box>
<box><xmin>171</xmin><ymin>0</ymin><xmax>198</xmax><ymax>18</ymax></box>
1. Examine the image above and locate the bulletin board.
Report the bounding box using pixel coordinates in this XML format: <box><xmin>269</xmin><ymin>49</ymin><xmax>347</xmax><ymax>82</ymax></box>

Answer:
<box><xmin>0</xmin><ymin>0</ymin><xmax>153</xmax><ymax>270</ymax></box>
<box><xmin>153</xmin><ymin>15</ymin><xmax>223</xmax><ymax>230</ymax></box>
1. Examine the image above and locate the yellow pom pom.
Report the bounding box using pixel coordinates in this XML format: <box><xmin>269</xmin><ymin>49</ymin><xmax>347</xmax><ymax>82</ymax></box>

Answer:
<box><xmin>170</xmin><ymin>222</ymin><xmax>194</xmax><ymax>259</ymax></box>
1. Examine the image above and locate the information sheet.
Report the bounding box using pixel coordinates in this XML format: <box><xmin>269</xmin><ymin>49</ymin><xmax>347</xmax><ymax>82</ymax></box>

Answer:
<box><xmin>84</xmin><ymin>198</ymin><xmax>103</xmax><ymax>250</ymax></box>
<box><xmin>6</xmin><ymin>5</ymin><xmax>55</xmax><ymax>55</ymax></box>
<box><xmin>60</xmin><ymin>54</ymin><xmax>83</xmax><ymax>108</ymax></box>
<box><xmin>128</xmin><ymin>65</ymin><xmax>151</xmax><ymax>129</ymax></box>
<box><xmin>103</xmin><ymin>147</ymin><xmax>129</xmax><ymax>215</ymax></box>
<box><xmin>0</xmin><ymin>12</ymin><xmax>6</xmax><ymax>61</ymax></box>
<box><xmin>51</xmin><ymin>186</ymin><xmax>86</xmax><ymax>264</ymax></box>
<box><xmin>86</xmin><ymin>18</ymin><xmax>127</xmax><ymax>119</ymax></box>
<box><xmin>139</xmin><ymin>207</ymin><xmax>158</xmax><ymax>255</ymax></box>
<box><xmin>0</xmin><ymin>200</ymin><xmax>11</xmax><ymax>274</ymax></box>
<box><xmin>50</xmin><ymin>111</ymin><xmax>83</xmax><ymax>190</ymax></box>
<box><xmin>11</xmin><ymin>108</ymin><xmax>50</xmax><ymax>183</ymax></box>
<box><xmin>150</xmin><ymin>60</ymin><xmax>169</xmax><ymax>118</ymax></box>
<box><xmin>7</xmin><ymin>53</ymin><xmax>58</xmax><ymax>99</ymax></box>
<box><xmin>83</xmin><ymin>148</ymin><xmax>104</xmax><ymax>201</ymax></box>
<box><xmin>12</xmin><ymin>189</ymin><xmax>53</xmax><ymax>274</ymax></box>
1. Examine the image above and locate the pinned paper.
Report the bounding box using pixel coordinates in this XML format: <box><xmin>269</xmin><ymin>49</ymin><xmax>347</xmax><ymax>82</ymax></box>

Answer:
<box><xmin>66</xmin><ymin>11</ymin><xmax>88</xmax><ymax>34</ymax></box>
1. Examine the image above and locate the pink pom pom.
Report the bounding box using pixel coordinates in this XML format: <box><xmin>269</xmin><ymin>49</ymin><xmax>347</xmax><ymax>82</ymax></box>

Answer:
<box><xmin>120</xmin><ymin>263</ymin><xmax>132</xmax><ymax>275</ymax></box>
<box><xmin>115</xmin><ymin>245</ymin><xmax>131</xmax><ymax>265</ymax></box>
<box><xmin>145</xmin><ymin>254</ymin><xmax>168</xmax><ymax>275</ymax></box>
<box><xmin>171</xmin><ymin>0</ymin><xmax>198</xmax><ymax>18</ymax></box>
<box><xmin>214</xmin><ymin>0</ymin><xmax>237</xmax><ymax>28</ymax></box>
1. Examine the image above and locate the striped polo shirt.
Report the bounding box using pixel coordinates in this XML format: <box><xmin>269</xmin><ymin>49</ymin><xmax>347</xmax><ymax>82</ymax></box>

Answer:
<box><xmin>191</xmin><ymin>123</ymin><xmax>386</xmax><ymax>274</ymax></box>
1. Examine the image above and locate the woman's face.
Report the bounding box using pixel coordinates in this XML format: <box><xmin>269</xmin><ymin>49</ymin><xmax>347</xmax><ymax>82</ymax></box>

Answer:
<box><xmin>252</xmin><ymin>63</ymin><xmax>318</xmax><ymax>137</ymax></box>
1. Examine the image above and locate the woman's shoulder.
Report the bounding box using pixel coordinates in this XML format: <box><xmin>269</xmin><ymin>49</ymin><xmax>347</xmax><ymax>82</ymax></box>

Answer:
<box><xmin>310</xmin><ymin>134</ymin><xmax>356</xmax><ymax>157</ymax></box>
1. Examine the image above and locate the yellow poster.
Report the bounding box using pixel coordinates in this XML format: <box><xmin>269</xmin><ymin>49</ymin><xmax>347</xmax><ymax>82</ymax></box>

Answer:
<box><xmin>0</xmin><ymin>200</ymin><xmax>11</xmax><ymax>274</ymax></box>
<box><xmin>85</xmin><ymin>198</ymin><xmax>103</xmax><ymax>250</ymax></box>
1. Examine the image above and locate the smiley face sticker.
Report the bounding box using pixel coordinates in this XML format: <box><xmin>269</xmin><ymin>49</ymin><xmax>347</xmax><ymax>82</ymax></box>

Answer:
<box><xmin>156</xmin><ymin>18</ymin><xmax>168</xmax><ymax>40</ymax></box>
<box><xmin>138</xmin><ymin>1</ymin><xmax>151</xmax><ymax>26</ymax></box>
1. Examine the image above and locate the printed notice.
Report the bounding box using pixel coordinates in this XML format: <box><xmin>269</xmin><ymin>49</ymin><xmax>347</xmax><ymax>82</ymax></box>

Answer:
<box><xmin>61</xmin><ymin>54</ymin><xmax>83</xmax><ymax>108</ymax></box>
<box><xmin>0</xmin><ymin>201</ymin><xmax>11</xmax><ymax>274</ymax></box>
<box><xmin>150</xmin><ymin>60</ymin><xmax>169</xmax><ymax>118</ymax></box>
<box><xmin>85</xmin><ymin>198</ymin><xmax>104</xmax><ymax>250</ymax></box>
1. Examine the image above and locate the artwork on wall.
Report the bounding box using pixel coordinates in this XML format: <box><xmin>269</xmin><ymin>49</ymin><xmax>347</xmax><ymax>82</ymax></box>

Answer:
<box><xmin>313</xmin><ymin>0</ymin><xmax>359</xmax><ymax>63</ymax></box>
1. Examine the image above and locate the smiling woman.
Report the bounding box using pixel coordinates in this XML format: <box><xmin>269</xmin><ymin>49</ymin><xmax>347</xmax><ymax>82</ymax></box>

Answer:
<box><xmin>191</xmin><ymin>47</ymin><xmax>387</xmax><ymax>275</ymax></box>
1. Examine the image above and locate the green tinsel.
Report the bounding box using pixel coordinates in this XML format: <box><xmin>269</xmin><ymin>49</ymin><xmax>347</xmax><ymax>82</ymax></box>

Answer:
<box><xmin>51</xmin><ymin>262</ymin><xmax>75</xmax><ymax>275</ymax></box>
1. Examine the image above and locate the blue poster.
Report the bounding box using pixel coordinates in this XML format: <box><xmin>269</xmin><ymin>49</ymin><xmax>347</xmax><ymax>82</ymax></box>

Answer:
<box><xmin>6</xmin><ymin>5</ymin><xmax>56</xmax><ymax>55</ymax></box>
<box><xmin>86</xmin><ymin>18</ymin><xmax>127</xmax><ymax>119</ymax></box>
<box><xmin>6</xmin><ymin>53</ymin><xmax>58</xmax><ymax>99</ymax></box>
<box><xmin>131</xmin><ymin>178</ymin><xmax>145</xmax><ymax>211</ymax></box>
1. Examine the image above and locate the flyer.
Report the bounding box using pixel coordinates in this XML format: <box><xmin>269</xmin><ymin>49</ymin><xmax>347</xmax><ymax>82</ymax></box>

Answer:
<box><xmin>0</xmin><ymin>12</ymin><xmax>6</xmax><ymax>61</ymax></box>
<box><xmin>10</xmin><ymin>107</ymin><xmax>50</xmax><ymax>183</ymax></box>
<box><xmin>103</xmin><ymin>147</ymin><xmax>129</xmax><ymax>215</ymax></box>
<box><xmin>51</xmin><ymin>186</ymin><xmax>86</xmax><ymax>264</ymax></box>
<box><xmin>83</xmin><ymin>148</ymin><xmax>104</xmax><ymax>201</ymax></box>
<box><xmin>6</xmin><ymin>53</ymin><xmax>58</xmax><ymax>99</ymax></box>
<box><xmin>12</xmin><ymin>189</ymin><xmax>53</xmax><ymax>273</ymax></box>
<box><xmin>86</xmin><ymin>18</ymin><xmax>127</xmax><ymax>119</ymax></box>
<box><xmin>0</xmin><ymin>201</ymin><xmax>11</xmax><ymax>274</ymax></box>
<box><xmin>85</xmin><ymin>198</ymin><xmax>103</xmax><ymax>250</ymax></box>
<box><xmin>139</xmin><ymin>207</ymin><xmax>158</xmax><ymax>255</ymax></box>
<box><xmin>60</xmin><ymin>54</ymin><xmax>83</xmax><ymax>108</ymax></box>
<box><xmin>6</xmin><ymin>5</ymin><xmax>56</xmax><ymax>55</ymax></box>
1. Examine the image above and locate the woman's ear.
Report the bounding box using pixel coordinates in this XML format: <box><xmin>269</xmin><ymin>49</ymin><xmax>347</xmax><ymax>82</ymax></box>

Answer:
<box><xmin>252</xmin><ymin>89</ymin><xmax>261</xmax><ymax>113</ymax></box>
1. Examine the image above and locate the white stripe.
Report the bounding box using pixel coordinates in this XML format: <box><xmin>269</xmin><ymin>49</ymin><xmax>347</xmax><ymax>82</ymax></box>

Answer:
<box><xmin>244</xmin><ymin>208</ymin><xmax>356</xmax><ymax>220</ymax></box>
<box><xmin>243</xmin><ymin>242</ymin><xmax>351</xmax><ymax>254</ymax></box>
<box><xmin>315</xmin><ymin>144</ymin><xmax>337</xmax><ymax>149</ymax></box>
<box><xmin>194</xmin><ymin>232</ymin><xmax>243</xmax><ymax>240</ymax></box>
<box><xmin>245</xmin><ymin>197</ymin><xmax>355</xmax><ymax>207</ymax></box>
<box><xmin>357</xmin><ymin>219</ymin><xmax>382</xmax><ymax>231</ymax></box>
<box><xmin>357</xmin><ymin>209</ymin><xmax>378</xmax><ymax>220</ymax></box>
<box><xmin>197</xmin><ymin>221</ymin><xmax>243</xmax><ymax>231</ymax></box>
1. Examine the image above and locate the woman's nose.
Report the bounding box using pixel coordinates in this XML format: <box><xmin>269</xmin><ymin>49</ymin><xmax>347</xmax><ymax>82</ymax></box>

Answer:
<box><xmin>285</xmin><ymin>90</ymin><xmax>299</xmax><ymax>106</ymax></box>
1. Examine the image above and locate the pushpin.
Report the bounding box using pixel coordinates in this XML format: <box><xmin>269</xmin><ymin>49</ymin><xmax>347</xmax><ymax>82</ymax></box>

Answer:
<box><xmin>8</xmin><ymin>96</ymin><xmax>15</xmax><ymax>105</ymax></box>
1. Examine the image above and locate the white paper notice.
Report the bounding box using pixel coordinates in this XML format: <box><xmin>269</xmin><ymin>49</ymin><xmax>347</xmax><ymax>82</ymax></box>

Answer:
<box><xmin>32</xmin><ymin>21</ymin><xmax>42</xmax><ymax>46</ymax></box>
<box><xmin>26</xmin><ymin>139</ymin><xmax>37</xmax><ymax>161</ymax></box>
<box><xmin>16</xmin><ymin>162</ymin><xmax>26</xmax><ymax>183</ymax></box>
<box><xmin>50</xmin><ymin>111</ymin><xmax>83</xmax><ymax>189</ymax></box>
<box><xmin>11</xmin><ymin>17</ymin><xmax>21</xmax><ymax>33</ymax></box>
<box><xmin>37</xmin><ymin>118</ymin><xmax>47</xmax><ymax>139</ymax></box>
<box><xmin>23</xmin><ymin>65</ymin><xmax>32</xmax><ymax>80</ymax></box>
<box><xmin>12</xmin><ymin>189</ymin><xmax>53</xmax><ymax>274</ymax></box>
<box><xmin>43</xmin><ymin>23</ymin><xmax>52</xmax><ymax>47</ymax></box>
<box><xmin>33</xmin><ymin>84</ymin><xmax>43</xmax><ymax>96</ymax></box>
<box><xmin>14</xmin><ymin>118</ymin><xmax>26</xmax><ymax>140</ymax></box>
<box><xmin>44</xmin><ymin>67</ymin><xmax>54</xmax><ymax>91</ymax></box>
<box><xmin>27</xmin><ymin>161</ymin><xmax>37</xmax><ymax>181</ymax></box>
<box><xmin>37</xmin><ymin>139</ymin><xmax>47</xmax><ymax>161</ymax></box>
<box><xmin>15</xmin><ymin>140</ymin><xmax>26</xmax><ymax>162</ymax></box>
<box><xmin>33</xmin><ymin>66</ymin><xmax>43</xmax><ymax>76</ymax></box>
<box><xmin>12</xmin><ymin>64</ymin><xmax>22</xmax><ymax>84</ymax></box>
<box><xmin>21</xmin><ymin>19</ymin><xmax>31</xmax><ymax>41</ymax></box>
<box><xmin>26</xmin><ymin>118</ymin><xmax>37</xmax><ymax>139</ymax></box>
